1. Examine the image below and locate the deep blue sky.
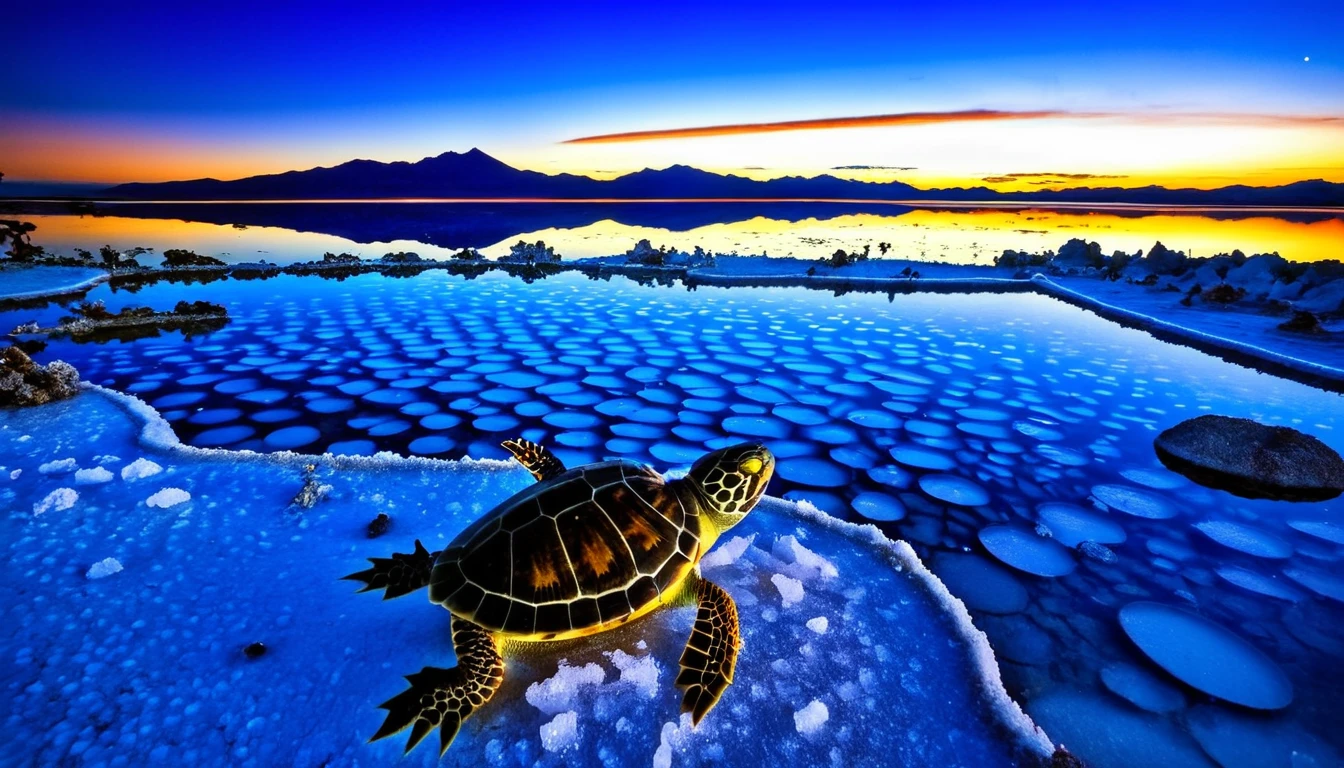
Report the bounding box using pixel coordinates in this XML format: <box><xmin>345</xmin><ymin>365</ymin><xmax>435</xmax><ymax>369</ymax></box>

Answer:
<box><xmin>5</xmin><ymin>1</ymin><xmax>1342</xmax><ymax>184</ymax></box>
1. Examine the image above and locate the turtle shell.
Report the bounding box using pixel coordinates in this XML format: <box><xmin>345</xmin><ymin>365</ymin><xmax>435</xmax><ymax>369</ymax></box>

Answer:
<box><xmin>428</xmin><ymin>460</ymin><xmax>702</xmax><ymax>638</ymax></box>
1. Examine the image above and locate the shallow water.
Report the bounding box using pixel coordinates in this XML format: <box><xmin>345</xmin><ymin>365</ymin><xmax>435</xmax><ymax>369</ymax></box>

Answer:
<box><xmin>6</xmin><ymin>269</ymin><xmax>1344</xmax><ymax>767</ymax></box>
<box><xmin>18</xmin><ymin>201</ymin><xmax>1344</xmax><ymax>265</ymax></box>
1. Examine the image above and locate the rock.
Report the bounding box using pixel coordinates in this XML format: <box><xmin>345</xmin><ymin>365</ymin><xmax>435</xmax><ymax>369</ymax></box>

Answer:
<box><xmin>1051</xmin><ymin>747</ymin><xmax>1086</xmax><ymax>768</ymax></box>
<box><xmin>1200</xmin><ymin>283</ymin><xmax>1246</xmax><ymax>304</ymax></box>
<box><xmin>1142</xmin><ymin>242</ymin><xmax>1187</xmax><ymax>275</ymax></box>
<box><xmin>1277</xmin><ymin>311</ymin><xmax>1324</xmax><ymax>334</ymax></box>
<box><xmin>1224</xmin><ymin>253</ymin><xmax>1287</xmax><ymax>298</ymax></box>
<box><xmin>1052</xmin><ymin>238</ymin><xmax>1105</xmax><ymax>270</ymax></box>
<box><xmin>0</xmin><ymin>346</ymin><xmax>80</xmax><ymax>408</ymax></box>
<box><xmin>1154</xmin><ymin>415</ymin><xmax>1344</xmax><ymax>501</ymax></box>
<box><xmin>244</xmin><ymin>642</ymin><xmax>267</xmax><ymax>659</ymax></box>
<box><xmin>289</xmin><ymin>465</ymin><xmax>329</xmax><ymax>510</ymax></box>
<box><xmin>367</xmin><ymin>512</ymin><xmax>392</xmax><ymax>538</ymax></box>
<box><xmin>1295</xmin><ymin>277</ymin><xmax>1344</xmax><ymax>317</ymax></box>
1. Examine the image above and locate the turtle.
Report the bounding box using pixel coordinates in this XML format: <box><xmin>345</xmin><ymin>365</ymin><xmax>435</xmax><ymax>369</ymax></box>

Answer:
<box><xmin>344</xmin><ymin>437</ymin><xmax>775</xmax><ymax>756</ymax></box>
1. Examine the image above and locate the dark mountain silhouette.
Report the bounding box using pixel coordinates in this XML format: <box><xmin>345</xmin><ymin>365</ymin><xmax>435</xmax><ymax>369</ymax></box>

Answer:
<box><xmin>103</xmin><ymin>149</ymin><xmax>1344</xmax><ymax>207</ymax></box>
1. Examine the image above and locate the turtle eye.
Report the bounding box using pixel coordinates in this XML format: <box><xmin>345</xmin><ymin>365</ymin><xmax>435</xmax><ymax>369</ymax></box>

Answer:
<box><xmin>739</xmin><ymin>457</ymin><xmax>763</xmax><ymax>475</ymax></box>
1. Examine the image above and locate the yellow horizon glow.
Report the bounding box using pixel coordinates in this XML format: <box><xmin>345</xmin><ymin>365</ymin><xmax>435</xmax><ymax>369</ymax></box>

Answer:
<box><xmin>3</xmin><ymin>113</ymin><xmax>1342</xmax><ymax>191</ymax></box>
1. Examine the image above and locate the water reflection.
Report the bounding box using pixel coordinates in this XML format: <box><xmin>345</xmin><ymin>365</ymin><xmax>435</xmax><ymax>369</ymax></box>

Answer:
<box><xmin>14</xmin><ymin>201</ymin><xmax>1344</xmax><ymax>266</ymax></box>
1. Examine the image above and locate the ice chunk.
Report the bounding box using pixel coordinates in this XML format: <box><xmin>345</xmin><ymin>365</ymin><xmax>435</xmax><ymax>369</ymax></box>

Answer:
<box><xmin>524</xmin><ymin>661</ymin><xmax>605</xmax><ymax>715</ymax></box>
<box><xmin>607</xmin><ymin>649</ymin><xmax>659</xmax><ymax>698</ymax></box>
<box><xmin>806</xmin><ymin>616</ymin><xmax>829</xmax><ymax>634</ymax></box>
<box><xmin>771</xmin><ymin>573</ymin><xmax>805</xmax><ymax>607</ymax></box>
<box><xmin>539</xmin><ymin>711</ymin><xmax>578</xmax><ymax>752</ymax></box>
<box><xmin>33</xmin><ymin>488</ymin><xmax>77</xmax><ymax>515</ymax></box>
<box><xmin>74</xmin><ymin>466</ymin><xmax>115</xmax><ymax>485</ymax></box>
<box><xmin>146</xmin><ymin>488</ymin><xmax>191</xmax><ymax>508</ymax></box>
<box><xmin>700</xmin><ymin>534</ymin><xmax>755</xmax><ymax>570</ymax></box>
<box><xmin>793</xmin><ymin>700</ymin><xmax>829</xmax><ymax>734</ymax></box>
<box><xmin>772</xmin><ymin>535</ymin><xmax>839</xmax><ymax>580</ymax></box>
<box><xmin>121</xmin><ymin>458</ymin><xmax>163</xmax><ymax>480</ymax></box>
<box><xmin>38</xmin><ymin>458</ymin><xmax>78</xmax><ymax>474</ymax></box>
<box><xmin>86</xmin><ymin>557</ymin><xmax>123</xmax><ymax>579</ymax></box>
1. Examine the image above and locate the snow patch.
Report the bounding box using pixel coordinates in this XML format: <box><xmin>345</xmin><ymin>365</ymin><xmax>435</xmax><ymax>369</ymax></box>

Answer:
<box><xmin>794</xmin><ymin>699</ymin><xmax>829</xmax><ymax>734</ymax></box>
<box><xmin>86</xmin><ymin>557</ymin><xmax>123</xmax><ymax>579</ymax></box>
<box><xmin>121</xmin><ymin>457</ymin><xmax>163</xmax><ymax>480</ymax></box>
<box><xmin>33</xmin><ymin>487</ymin><xmax>77</xmax><ymax>515</ymax></box>
<box><xmin>146</xmin><ymin>487</ymin><xmax>191</xmax><ymax>508</ymax></box>
<box><xmin>38</xmin><ymin>458</ymin><xmax>77</xmax><ymax>474</ymax></box>
<box><xmin>700</xmin><ymin>534</ymin><xmax>755</xmax><ymax>570</ymax></box>
<box><xmin>607</xmin><ymin>648</ymin><xmax>660</xmax><ymax>698</ymax></box>
<box><xmin>74</xmin><ymin>466</ymin><xmax>115</xmax><ymax>484</ymax></box>
<box><xmin>773</xmin><ymin>534</ymin><xmax>839</xmax><ymax>580</ymax></box>
<box><xmin>771</xmin><ymin>573</ymin><xmax>805</xmax><ymax>607</ymax></box>
<box><xmin>524</xmin><ymin>661</ymin><xmax>606</xmax><ymax>715</ymax></box>
<box><xmin>539</xmin><ymin>710</ymin><xmax>579</xmax><ymax>752</ymax></box>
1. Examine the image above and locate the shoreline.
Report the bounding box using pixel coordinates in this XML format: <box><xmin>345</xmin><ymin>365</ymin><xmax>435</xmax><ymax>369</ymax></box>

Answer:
<box><xmin>4</xmin><ymin>257</ymin><xmax>1341</xmax><ymax>394</ymax></box>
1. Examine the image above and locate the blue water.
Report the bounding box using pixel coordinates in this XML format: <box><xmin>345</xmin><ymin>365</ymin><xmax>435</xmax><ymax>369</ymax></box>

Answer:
<box><xmin>5</xmin><ymin>269</ymin><xmax>1343</xmax><ymax>767</ymax></box>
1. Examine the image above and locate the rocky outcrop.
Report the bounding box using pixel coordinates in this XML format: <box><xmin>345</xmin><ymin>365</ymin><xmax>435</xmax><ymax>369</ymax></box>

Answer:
<box><xmin>0</xmin><ymin>346</ymin><xmax>80</xmax><ymax>407</ymax></box>
<box><xmin>1053</xmin><ymin>238</ymin><xmax>1105</xmax><ymax>270</ymax></box>
<box><xmin>1154</xmin><ymin>415</ymin><xmax>1344</xmax><ymax>501</ymax></box>
<box><xmin>1141</xmin><ymin>242</ymin><xmax>1188</xmax><ymax>275</ymax></box>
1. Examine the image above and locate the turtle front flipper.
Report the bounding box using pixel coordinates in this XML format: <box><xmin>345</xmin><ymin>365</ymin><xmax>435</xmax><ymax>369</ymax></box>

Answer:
<box><xmin>372</xmin><ymin>618</ymin><xmax>505</xmax><ymax>756</ymax></box>
<box><xmin>676</xmin><ymin>579</ymin><xmax>741</xmax><ymax>725</ymax></box>
<box><xmin>343</xmin><ymin>539</ymin><xmax>438</xmax><ymax>599</ymax></box>
<box><xmin>501</xmin><ymin>437</ymin><xmax>566</xmax><ymax>481</ymax></box>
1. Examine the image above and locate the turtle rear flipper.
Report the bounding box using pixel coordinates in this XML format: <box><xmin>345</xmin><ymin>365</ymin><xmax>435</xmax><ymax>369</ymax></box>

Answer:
<box><xmin>501</xmin><ymin>438</ymin><xmax>566</xmax><ymax>481</ymax></box>
<box><xmin>343</xmin><ymin>540</ymin><xmax>437</xmax><ymax>599</ymax></box>
<box><xmin>372</xmin><ymin>618</ymin><xmax>505</xmax><ymax>755</ymax></box>
<box><xmin>676</xmin><ymin>579</ymin><xmax>741</xmax><ymax>725</ymax></box>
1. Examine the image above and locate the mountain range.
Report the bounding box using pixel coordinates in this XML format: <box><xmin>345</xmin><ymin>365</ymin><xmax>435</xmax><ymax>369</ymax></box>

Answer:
<box><xmin>97</xmin><ymin>149</ymin><xmax>1344</xmax><ymax>207</ymax></box>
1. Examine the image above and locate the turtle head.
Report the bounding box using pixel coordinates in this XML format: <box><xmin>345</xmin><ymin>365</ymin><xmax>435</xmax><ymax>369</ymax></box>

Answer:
<box><xmin>683</xmin><ymin>442</ymin><xmax>775</xmax><ymax>534</ymax></box>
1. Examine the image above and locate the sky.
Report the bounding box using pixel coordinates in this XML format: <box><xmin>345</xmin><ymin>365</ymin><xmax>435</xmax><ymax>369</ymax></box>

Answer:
<box><xmin>4</xmin><ymin>1</ymin><xmax>1343</xmax><ymax>191</ymax></box>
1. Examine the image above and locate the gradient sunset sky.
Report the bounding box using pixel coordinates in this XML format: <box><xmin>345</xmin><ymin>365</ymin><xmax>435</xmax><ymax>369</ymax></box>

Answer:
<box><xmin>5</xmin><ymin>1</ymin><xmax>1343</xmax><ymax>191</ymax></box>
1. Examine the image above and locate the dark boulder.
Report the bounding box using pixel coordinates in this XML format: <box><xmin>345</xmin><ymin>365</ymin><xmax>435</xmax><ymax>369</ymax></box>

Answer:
<box><xmin>0</xmin><ymin>346</ymin><xmax>80</xmax><ymax>407</ymax></box>
<box><xmin>1154</xmin><ymin>415</ymin><xmax>1344</xmax><ymax>501</ymax></box>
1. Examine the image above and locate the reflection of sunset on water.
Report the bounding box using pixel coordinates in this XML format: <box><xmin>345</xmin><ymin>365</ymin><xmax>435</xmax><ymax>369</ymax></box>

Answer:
<box><xmin>23</xmin><ymin>207</ymin><xmax>1344</xmax><ymax>267</ymax></box>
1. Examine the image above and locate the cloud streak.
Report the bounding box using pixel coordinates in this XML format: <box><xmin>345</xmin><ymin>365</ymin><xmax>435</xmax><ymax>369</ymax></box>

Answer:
<box><xmin>564</xmin><ymin>109</ymin><xmax>1343</xmax><ymax>144</ymax></box>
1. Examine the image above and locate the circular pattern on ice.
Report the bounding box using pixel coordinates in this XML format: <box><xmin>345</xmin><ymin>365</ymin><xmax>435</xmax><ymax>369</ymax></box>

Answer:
<box><xmin>850</xmin><ymin>492</ymin><xmax>905</xmax><ymax>521</ymax></box>
<box><xmin>919</xmin><ymin>474</ymin><xmax>990</xmax><ymax>506</ymax></box>
<box><xmin>1036</xmin><ymin>502</ymin><xmax>1127</xmax><ymax>547</ymax></box>
<box><xmin>890</xmin><ymin>446</ymin><xmax>955</xmax><ymax>471</ymax></box>
<box><xmin>1194</xmin><ymin>521</ymin><xmax>1292</xmax><ymax>559</ymax></box>
<box><xmin>1118</xmin><ymin>601</ymin><xmax>1292</xmax><ymax>710</ymax></box>
<box><xmin>264</xmin><ymin>426</ymin><xmax>321</xmax><ymax>450</ymax></box>
<box><xmin>776</xmin><ymin>457</ymin><xmax>848</xmax><ymax>488</ymax></box>
<box><xmin>1100</xmin><ymin>662</ymin><xmax>1186</xmax><ymax>714</ymax></box>
<box><xmin>1090</xmin><ymin>484</ymin><xmax>1176</xmax><ymax>520</ymax></box>
<box><xmin>978</xmin><ymin>526</ymin><xmax>1077</xmax><ymax>577</ymax></box>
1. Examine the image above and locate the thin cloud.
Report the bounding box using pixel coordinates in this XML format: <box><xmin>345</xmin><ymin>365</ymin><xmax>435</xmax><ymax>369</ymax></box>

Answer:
<box><xmin>564</xmin><ymin>109</ymin><xmax>1343</xmax><ymax>144</ymax></box>
<box><xmin>982</xmin><ymin>172</ymin><xmax>1130</xmax><ymax>183</ymax></box>
<box><xmin>564</xmin><ymin>110</ymin><xmax>1073</xmax><ymax>144</ymax></box>
<box><xmin>832</xmin><ymin>165</ymin><xmax>917</xmax><ymax>171</ymax></box>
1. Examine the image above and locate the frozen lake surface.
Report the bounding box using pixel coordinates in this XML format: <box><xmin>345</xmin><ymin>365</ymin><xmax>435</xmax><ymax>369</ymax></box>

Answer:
<box><xmin>3</xmin><ymin>268</ymin><xmax>1342</xmax><ymax>767</ymax></box>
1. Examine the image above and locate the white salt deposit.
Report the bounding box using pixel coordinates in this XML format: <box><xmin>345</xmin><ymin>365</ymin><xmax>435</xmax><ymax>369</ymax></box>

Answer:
<box><xmin>121</xmin><ymin>457</ymin><xmax>163</xmax><ymax>480</ymax></box>
<box><xmin>700</xmin><ymin>534</ymin><xmax>755</xmax><ymax>570</ymax></box>
<box><xmin>146</xmin><ymin>487</ymin><xmax>191</xmax><ymax>508</ymax></box>
<box><xmin>806</xmin><ymin>616</ymin><xmax>829</xmax><ymax>634</ymax></box>
<box><xmin>74</xmin><ymin>466</ymin><xmax>115</xmax><ymax>484</ymax></box>
<box><xmin>38</xmin><ymin>458</ymin><xmax>77</xmax><ymax>474</ymax></box>
<box><xmin>525</xmin><ymin>661</ymin><xmax>606</xmax><ymax>715</ymax></box>
<box><xmin>607</xmin><ymin>649</ymin><xmax>660</xmax><ymax>698</ymax></box>
<box><xmin>9</xmin><ymin>468</ymin><xmax>21</xmax><ymax>480</ymax></box>
<box><xmin>772</xmin><ymin>535</ymin><xmax>839</xmax><ymax>580</ymax></box>
<box><xmin>539</xmin><ymin>711</ymin><xmax>579</xmax><ymax>752</ymax></box>
<box><xmin>86</xmin><ymin>557</ymin><xmax>123</xmax><ymax>579</ymax></box>
<box><xmin>32</xmin><ymin>487</ymin><xmax>77</xmax><ymax>515</ymax></box>
<box><xmin>772</xmin><ymin>573</ymin><xmax>805</xmax><ymax>607</ymax></box>
<box><xmin>794</xmin><ymin>699</ymin><xmax>830</xmax><ymax>734</ymax></box>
